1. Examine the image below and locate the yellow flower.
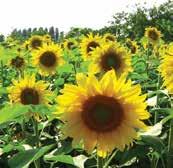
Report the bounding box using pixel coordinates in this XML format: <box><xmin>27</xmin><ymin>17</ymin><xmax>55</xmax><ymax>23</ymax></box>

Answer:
<box><xmin>8</xmin><ymin>75</ymin><xmax>51</xmax><ymax>105</ymax></box>
<box><xmin>144</xmin><ymin>27</ymin><xmax>162</xmax><ymax>44</ymax></box>
<box><xmin>64</xmin><ymin>39</ymin><xmax>77</xmax><ymax>50</ymax></box>
<box><xmin>55</xmin><ymin>70</ymin><xmax>150</xmax><ymax>157</ymax></box>
<box><xmin>43</xmin><ymin>34</ymin><xmax>52</xmax><ymax>44</ymax></box>
<box><xmin>89</xmin><ymin>42</ymin><xmax>132</xmax><ymax>76</ymax></box>
<box><xmin>103</xmin><ymin>33</ymin><xmax>116</xmax><ymax>42</ymax></box>
<box><xmin>126</xmin><ymin>38</ymin><xmax>139</xmax><ymax>54</ymax></box>
<box><xmin>10</xmin><ymin>56</ymin><xmax>25</xmax><ymax>70</ymax></box>
<box><xmin>32</xmin><ymin>44</ymin><xmax>64</xmax><ymax>76</ymax></box>
<box><xmin>158</xmin><ymin>43</ymin><xmax>173</xmax><ymax>93</ymax></box>
<box><xmin>28</xmin><ymin>35</ymin><xmax>44</xmax><ymax>50</ymax></box>
<box><xmin>80</xmin><ymin>33</ymin><xmax>102</xmax><ymax>60</ymax></box>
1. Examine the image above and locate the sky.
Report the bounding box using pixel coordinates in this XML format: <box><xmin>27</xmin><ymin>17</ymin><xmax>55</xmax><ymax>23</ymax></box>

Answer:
<box><xmin>0</xmin><ymin>0</ymin><xmax>167</xmax><ymax>36</ymax></box>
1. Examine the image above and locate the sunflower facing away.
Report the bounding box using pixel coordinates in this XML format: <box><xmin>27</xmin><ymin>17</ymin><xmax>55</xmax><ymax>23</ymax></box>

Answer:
<box><xmin>80</xmin><ymin>33</ymin><xmax>102</xmax><ymax>60</ymax></box>
<box><xmin>8</xmin><ymin>75</ymin><xmax>51</xmax><ymax>105</ymax></box>
<box><xmin>103</xmin><ymin>33</ymin><xmax>116</xmax><ymax>42</ymax></box>
<box><xmin>55</xmin><ymin>70</ymin><xmax>150</xmax><ymax>157</ymax></box>
<box><xmin>144</xmin><ymin>27</ymin><xmax>162</xmax><ymax>44</ymax></box>
<box><xmin>28</xmin><ymin>35</ymin><xmax>44</xmax><ymax>50</ymax></box>
<box><xmin>158</xmin><ymin>43</ymin><xmax>173</xmax><ymax>93</ymax></box>
<box><xmin>89</xmin><ymin>42</ymin><xmax>132</xmax><ymax>75</ymax></box>
<box><xmin>32</xmin><ymin>44</ymin><xmax>64</xmax><ymax>76</ymax></box>
<box><xmin>125</xmin><ymin>38</ymin><xmax>138</xmax><ymax>54</ymax></box>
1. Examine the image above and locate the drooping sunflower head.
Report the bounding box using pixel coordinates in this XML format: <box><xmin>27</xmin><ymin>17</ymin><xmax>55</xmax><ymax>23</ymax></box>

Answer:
<box><xmin>80</xmin><ymin>33</ymin><xmax>102</xmax><ymax>60</ymax></box>
<box><xmin>125</xmin><ymin>38</ymin><xmax>139</xmax><ymax>54</ymax></box>
<box><xmin>89</xmin><ymin>42</ymin><xmax>132</xmax><ymax>76</ymax></box>
<box><xmin>103</xmin><ymin>33</ymin><xmax>116</xmax><ymax>42</ymax></box>
<box><xmin>28</xmin><ymin>35</ymin><xmax>44</xmax><ymax>50</ymax></box>
<box><xmin>8</xmin><ymin>75</ymin><xmax>51</xmax><ymax>105</ymax></box>
<box><xmin>64</xmin><ymin>39</ymin><xmax>77</xmax><ymax>50</ymax></box>
<box><xmin>55</xmin><ymin>70</ymin><xmax>150</xmax><ymax>157</ymax></box>
<box><xmin>144</xmin><ymin>27</ymin><xmax>162</xmax><ymax>43</ymax></box>
<box><xmin>10</xmin><ymin>56</ymin><xmax>25</xmax><ymax>70</ymax></box>
<box><xmin>32</xmin><ymin>44</ymin><xmax>64</xmax><ymax>76</ymax></box>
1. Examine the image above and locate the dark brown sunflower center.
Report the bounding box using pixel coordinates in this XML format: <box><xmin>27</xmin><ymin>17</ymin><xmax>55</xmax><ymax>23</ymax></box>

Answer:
<box><xmin>40</xmin><ymin>51</ymin><xmax>57</xmax><ymax>67</ymax></box>
<box><xmin>101</xmin><ymin>49</ymin><xmax>122</xmax><ymax>71</ymax></box>
<box><xmin>126</xmin><ymin>43</ymin><xmax>136</xmax><ymax>54</ymax></box>
<box><xmin>20</xmin><ymin>88</ymin><xmax>39</xmax><ymax>105</ymax></box>
<box><xmin>81</xmin><ymin>95</ymin><xmax>124</xmax><ymax>132</ymax></box>
<box><xmin>87</xmin><ymin>41</ymin><xmax>100</xmax><ymax>53</ymax></box>
<box><xmin>31</xmin><ymin>38</ymin><xmax>42</xmax><ymax>49</ymax></box>
<box><xmin>11</xmin><ymin>56</ymin><xmax>24</xmax><ymax>68</ymax></box>
<box><xmin>106</xmin><ymin>36</ymin><xmax>115</xmax><ymax>42</ymax></box>
<box><xmin>148</xmin><ymin>31</ymin><xmax>158</xmax><ymax>41</ymax></box>
<box><xmin>131</xmin><ymin>45</ymin><xmax>136</xmax><ymax>54</ymax></box>
<box><xmin>67</xmin><ymin>42</ymin><xmax>75</xmax><ymax>50</ymax></box>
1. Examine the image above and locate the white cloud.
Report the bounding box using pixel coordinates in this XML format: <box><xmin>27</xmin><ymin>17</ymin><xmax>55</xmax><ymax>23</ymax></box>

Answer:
<box><xmin>0</xmin><ymin>0</ymin><xmax>167</xmax><ymax>35</ymax></box>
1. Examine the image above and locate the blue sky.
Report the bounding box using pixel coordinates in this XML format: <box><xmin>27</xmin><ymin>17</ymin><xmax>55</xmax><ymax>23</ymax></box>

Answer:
<box><xmin>0</xmin><ymin>0</ymin><xmax>166</xmax><ymax>35</ymax></box>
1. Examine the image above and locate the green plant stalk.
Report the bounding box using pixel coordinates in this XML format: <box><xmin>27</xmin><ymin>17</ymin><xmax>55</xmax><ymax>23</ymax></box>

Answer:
<box><xmin>146</xmin><ymin>44</ymin><xmax>150</xmax><ymax>77</ymax></box>
<box><xmin>167</xmin><ymin>98</ymin><xmax>173</xmax><ymax>168</ymax></box>
<box><xmin>72</xmin><ymin>61</ymin><xmax>77</xmax><ymax>74</ymax></box>
<box><xmin>154</xmin><ymin>75</ymin><xmax>160</xmax><ymax>124</ymax></box>
<box><xmin>97</xmin><ymin>156</ymin><xmax>104</xmax><ymax>168</ymax></box>
<box><xmin>103</xmin><ymin>150</ymin><xmax>117</xmax><ymax>168</ymax></box>
<box><xmin>1</xmin><ymin>61</ymin><xmax>4</xmax><ymax>87</ymax></box>
<box><xmin>167</xmin><ymin>119</ymin><xmax>173</xmax><ymax>167</ymax></box>
<box><xmin>32</xmin><ymin>117</ymin><xmax>41</xmax><ymax>168</ymax></box>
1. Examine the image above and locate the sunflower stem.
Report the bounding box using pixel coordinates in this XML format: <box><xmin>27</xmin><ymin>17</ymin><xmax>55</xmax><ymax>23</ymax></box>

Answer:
<box><xmin>72</xmin><ymin>61</ymin><xmax>77</xmax><ymax>74</ymax></box>
<box><xmin>146</xmin><ymin>44</ymin><xmax>150</xmax><ymax>77</ymax></box>
<box><xmin>32</xmin><ymin>117</ymin><xmax>41</xmax><ymax>168</ymax></box>
<box><xmin>103</xmin><ymin>150</ymin><xmax>118</xmax><ymax>168</ymax></box>
<box><xmin>154</xmin><ymin>74</ymin><xmax>160</xmax><ymax>124</ymax></box>
<box><xmin>97</xmin><ymin>156</ymin><xmax>104</xmax><ymax>168</ymax></box>
<box><xmin>1</xmin><ymin>61</ymin><xmax>4</xmax><ymax>87</ymax></box>
<box><xmin>167</xmin><ymin>120</ymin><xmax>173</xmax><ymax>167</ymax></box>
<box><xmin>167</xmin><ymin>98</ymin><xmax>173</xmax><ymax>168</ymax></box>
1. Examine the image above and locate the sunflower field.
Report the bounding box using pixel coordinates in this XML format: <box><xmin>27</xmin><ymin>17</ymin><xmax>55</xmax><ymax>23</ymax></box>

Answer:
<box><xmin>1</xmin><ymin>1</ymin><xmax>173</xmax><ymax>168</ymax></box>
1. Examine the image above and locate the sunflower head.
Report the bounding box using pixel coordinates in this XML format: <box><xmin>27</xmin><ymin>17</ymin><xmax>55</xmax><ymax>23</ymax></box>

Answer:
<box><xmin>80</xmin><ymin>33</ymin><xmax>102</xmax><ymax>60</ymax></box>
<box><xmin>32</xmin><ymin>44</ymin><xmax>64</xmax><ymax>76</ymax></box>
<box><xmin>55</xmin><ymin>70</ymin><xmax>149</xmax><ymax>157</ymax></box>
<box><xmin>28</xmin><ymin>35</ymin><xmax>44</xmax><ymax>50</ymax></box>
<box><xmin>89</xmin><ymin>42</ymin><xmax>132</xmax><ymax>76</ymax></box>
<box><xmin>8</xmin><ymin>75</ymin><xmax>51</xmax><ymax>105</ymax></box>
<box><xmin>145</xmin><ymin>27</ymin><xmax>162</xmax><ymax>43</ymax></box>
<box><xmin>158</xmin><ymin>43</ymin><xmax>173</xmax><ymax>93</ymax></box>
<box><xmin>126</xmin><ymin>38</ymin><xmax>138</xmax><ymax>54</ymax></box>
<box><xmin>103</xmin><ymin>33</ymin><xmax>116</xmax><ymax>42</ymax></box>
<box><xmin>10</xmin><ymin>56</ymin><xmax>25</xmax><ymax>69</ymax></box>
<box><xmin>64</xmin><ymin>39</ymin><xmax>77</xmax><ymax>50</ymax></box>
<box><xmin>43</xmin><ymin>34</ymin><xmax>52</xmax><ymax>44</ymax></box>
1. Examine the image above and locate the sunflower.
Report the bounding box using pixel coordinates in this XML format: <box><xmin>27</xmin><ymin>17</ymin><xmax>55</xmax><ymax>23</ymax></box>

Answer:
<box><xmin>144</xmin><ymin>27</ymin><xmax>162</xmax><ymax>44</ymax></box>
<box><xmin>125</xmin><ymin>38</ymin><xmax>138</xmax><ymax>54</ymax></box>
<box><xmin>64</xmin><ymin>39</ymin><xmax>77</xmax><ymax>50</ymax></box>
<box><xmin>8</xmin><ymin>75</ymin><xmax>51</xmax><ymax>105</ymax></box>
<box><xmin>55</xmin><ymin>70</ymin><xmax>149</xmax><ymax>157</ymax></box>
<box><xmin>103</xmin><ymin>33</ymin><xmax>116</xmax><ymax>42</ymax></box>
<box><xmin>89</xmin><ymin>42</ymin><xmax>132</xmax><ymax>76</ymax></box>
<box><xmin>80</xmin><ymin>33</ymin><xmax>102</xmax><ymax>60</ymax></box>
<box><xmin>158</xmin><ymin>43</ymin><xmax>173</xmax><ymax>93</ymax></box>
<box><xmin>10</xmin><ymin>56</ymin><xmax>25</xmax><ymax>70</ymax></box>
<box><xmin>32</xmin><ymin>44</ymin><xmax>64</xmax><ymax>76</ymax></box>
<box><xmin>28</xmin><ymin>35</ymin><xmax>44</xmax><ymax>50</ymax></box>
<box><xmin>43</xmin><ymin>34</ymin><xmax>52</xmax><ymax>44</ymax></box>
